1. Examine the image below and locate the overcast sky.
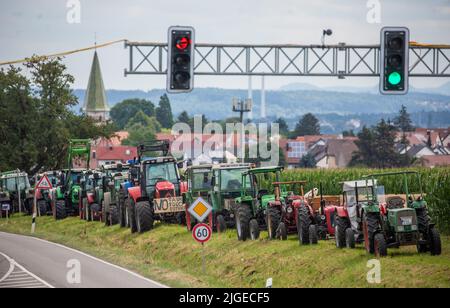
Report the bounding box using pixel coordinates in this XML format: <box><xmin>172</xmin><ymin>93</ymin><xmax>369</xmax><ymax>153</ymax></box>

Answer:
<box><xmin>1</xmin><ymin>0</ymin><xmax>449</xmax><ymax>91</ymax></box>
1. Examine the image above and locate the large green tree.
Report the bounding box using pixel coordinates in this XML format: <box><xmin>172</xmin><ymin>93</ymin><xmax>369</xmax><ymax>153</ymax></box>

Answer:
<box><xmin>394</xmin><ymin>105</ymin><xmax>414</xmax><ymax>132</ymax></box>
<box><xmin>275</xmin><ymin>117</ymin><xmax>290</xmax><ymax>136</ymax></box>
<box><xmin>110</xmin><ymin>98</ymin><xmax>155</xmax><ymax>129</ymax></box>
<box><xmin>0</xmin><ymin>58</ymin><xmax>113</xmax><ymax>174</ymax></box>
<box><xmin>156</xmin><ymin>94</ymin><xmax>174</xmax><ymax>129</ymax></box>
<box><xmin>293</xmin><ymin>113</ymin><xmax>320</xmax><ymax>137</ymax></box>
<box><xmin>352</xmin><ymin>120</ymin><xmax>404</xmax><ymax>168</ymax></box>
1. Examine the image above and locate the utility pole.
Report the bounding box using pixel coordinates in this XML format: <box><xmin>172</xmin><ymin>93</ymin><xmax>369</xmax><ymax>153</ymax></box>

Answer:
<box><xmin>232</xmin><ymin>98</ymin><xmax>253</xmax><ymax>163</ymax></box>
<box><xmin>232</xmin><ymin>98</ymin><xmax>252</xmax><ymax>123</ymax></box>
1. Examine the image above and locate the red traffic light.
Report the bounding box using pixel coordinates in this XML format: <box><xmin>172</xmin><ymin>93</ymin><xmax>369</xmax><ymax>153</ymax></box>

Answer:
<box><xmin>176</xmin><ymin>37</ymin><xmax>190</xmax><ymax>50</ymax></box>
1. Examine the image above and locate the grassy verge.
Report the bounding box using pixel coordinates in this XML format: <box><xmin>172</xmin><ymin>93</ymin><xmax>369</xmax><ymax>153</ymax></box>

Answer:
<box><xmin>1</xmin><ymin>215</ymin><xmax>450</xmax><ymax>288</ymax></box>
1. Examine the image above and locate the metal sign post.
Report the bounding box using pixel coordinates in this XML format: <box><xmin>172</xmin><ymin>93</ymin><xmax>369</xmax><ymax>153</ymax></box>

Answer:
<box><xmin>31</xmin><ymin>175</ymin><xmax>37</xmax><ymax>234</ymax></box>
<box><xmin>192</xmin><ymin>223</ymin><xmax>212</xmax><ymax>275</ymax></box>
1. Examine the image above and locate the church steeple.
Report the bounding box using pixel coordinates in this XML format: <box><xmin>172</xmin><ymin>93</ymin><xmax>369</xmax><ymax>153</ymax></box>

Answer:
<box><xmin>84</xmin><ymin>51</ymin><xmax>110</xmax><ymax>122</ymax></box>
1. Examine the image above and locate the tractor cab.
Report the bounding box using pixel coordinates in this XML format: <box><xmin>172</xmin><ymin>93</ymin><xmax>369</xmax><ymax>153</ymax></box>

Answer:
<box><xmin>342</xmin><ymin>179</ymin><xmax>377</xmax><ymax>232</ymax></box>
<box><xmin>141</xmin><ymin>157</ymin><xmax>183</xmax><ymax>200</ymax></box>
<box><xmin>0</xmin><ymin>170</ymin><xmax>33</xmax><ymax>215</ymax></box>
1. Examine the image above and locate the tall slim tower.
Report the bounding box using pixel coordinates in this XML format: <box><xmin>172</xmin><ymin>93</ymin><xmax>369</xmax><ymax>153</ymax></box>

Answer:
<box><xmin>84</xmin><ymin>51</ymin><xmax>110</xmax><ymax>122</ymax></box>
<box><xmin>261</xmin><ymin>76</ymin><xmax>266</xmax><ymax>118</ymax></box>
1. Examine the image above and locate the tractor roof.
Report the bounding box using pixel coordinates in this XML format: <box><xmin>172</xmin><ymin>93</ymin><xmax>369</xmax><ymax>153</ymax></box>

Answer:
<box><xmin>142</xmin><ymin>157</ymin><xmax>176</xmax><ymax>164</ymax></box>
<box><xmin>0</xmin><ymin>171</ymin><xmax>28</xmax><ymax>179</ymax></box>
<box><xmin>342</xmin><ymin>180</ymin><xmax>377</xmax><ymax>191</ymax></box>
<box><xmin>243</xmin><ymin>166</ymin><xmax>283</xmax><ymax>176</ymax></box>
<box><xmin>363</xmin><ymin>171</ymin><xmax>419</xmax><ymax>178</ymax></box>
<box><xmin>213</xmin><ymin>163</ymin><xmax>253</xmax><ymax>170</ymax></box>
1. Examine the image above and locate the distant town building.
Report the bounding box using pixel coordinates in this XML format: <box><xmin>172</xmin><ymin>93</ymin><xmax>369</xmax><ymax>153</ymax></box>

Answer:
<box><xmin>90</xmin><ymin>145</ymin><xmax>137</xmax><ymax>169</ymax></box>
<box><xmin>83</xmin><ymin>51</ymin><xmax>110</xmax><ymax>122</ymax></box>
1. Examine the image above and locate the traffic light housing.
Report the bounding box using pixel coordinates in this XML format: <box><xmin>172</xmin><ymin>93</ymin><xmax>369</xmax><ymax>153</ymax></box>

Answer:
<box><xmin>167</xmin><ymin>26</ymin><xmax>195</xmax><ymax>93</ymax></box>
<box><xmin>380</xmin><ymin>27</ymin><xmax>410</xmax><ymax>95</ymax></box>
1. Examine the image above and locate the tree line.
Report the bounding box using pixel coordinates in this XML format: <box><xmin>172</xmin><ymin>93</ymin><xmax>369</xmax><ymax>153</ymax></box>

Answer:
<box><xmin>0</xmin><ymin>58</ymin><xmax>114</xmax><ymax>174</ymax></box>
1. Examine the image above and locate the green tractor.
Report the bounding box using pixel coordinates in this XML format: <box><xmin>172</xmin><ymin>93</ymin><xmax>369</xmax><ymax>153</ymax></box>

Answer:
<box><xmin>79</xmin><ymin>170</ymin><xmax>104</xmax><ymax>221</ymax></box>
<box><xmin>53</xmin><ymin>139</ymin><xmax>91</xmax><ymax>220</ymax></box>
<box><xmin>101</xmin><ymin>163</ymin><xmax>130</xmax><ymax>226</ymax></box>
<box><xmin>184</xmin><ymin>163</ymin><xmax>255</xmax><ymax>233</ymax></box>
<box><xmin>336</xmin><ymin>171</ymin><xmax>441</xmax><ymax>257</ymax></box>
<box><xmin>234</xmin><ymin>166</ymin><xmax>283</xmax><ymax>241</ymax></box>
<box><xmin>183</xmin><ymin>165</ymin><xmax>214</xmax><ymax>230</ymax></box>
<box><xmin>0</xmin><ymin>170</ymin><xmax>34</xmax><ymax>216</ymax></box>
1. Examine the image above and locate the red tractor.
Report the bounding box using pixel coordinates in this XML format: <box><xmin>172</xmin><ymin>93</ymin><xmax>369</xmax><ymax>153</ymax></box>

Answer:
<box><xmin>296</xmin><ymin>183</ymin><xmax>341</xmax><ymax>245</ymax></box>
<box><xmin>266</xmin><ymin>181</ymin><xmax>308</xmax><ymax>240</ymax></box>
<box><xmin>126</xmin><ymin>141</ymin><xmax>188</xmax><ymax>233</ymax></box>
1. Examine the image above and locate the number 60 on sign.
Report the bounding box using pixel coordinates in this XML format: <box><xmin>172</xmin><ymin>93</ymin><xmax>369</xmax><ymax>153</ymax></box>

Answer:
<box><xmin>192</xmin><ymin>223</ymin><xmax>212</xmax><ymax>244</ymax></box>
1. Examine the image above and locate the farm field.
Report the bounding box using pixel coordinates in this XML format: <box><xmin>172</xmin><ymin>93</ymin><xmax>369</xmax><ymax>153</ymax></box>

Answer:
<box><xmin>1</xmin><ymin>214</ymin><xmax>449</xmax><ymax>288</ymax></box>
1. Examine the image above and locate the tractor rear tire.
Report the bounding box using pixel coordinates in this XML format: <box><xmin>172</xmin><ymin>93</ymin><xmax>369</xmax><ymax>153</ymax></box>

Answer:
<box><xmin>216</xmin><ymin>215</ymin><xmax>227</xmax><ymax>233</ymax></box>
<box><xmin>429</xmin><ymin>227</ymin><xmax>442</xmax><ymax>256</ymax></box>
<box><xmin>135</xmin><ymin>201</ymin><xmax>153</xmax><ymax>233</ymax></box>
<box><xmin>249</xmin><ymin>219</ymin><xmax>260</xmax><ymax>240</ymax></box>
<box><xmin>267</xmin><ymin>207</ymin><xmax>281</xmax><ymax>240</ymax></box>
<box><xmin>335</xmin><ymin>216</ymin><xmax>348</xmax><ymax>248</ymax></box>
<box><xmin>309</xmin><ymin>224</ymin><xmax>318</xmax><ymax>244</ymax></box>
<box><xmin>55</xmin><ymin>200</ymin><xmax>67</xmax><ymax>220</ymax></box>
<box><xmin>235</xmin><ymin>204</ymin><xmax>251</xmax><ymax>241</ymax></box>
<box><xmin>128</xmin><ymin>199</ymin><xmax>137</xmax><ymax>233</ymax></box>
<box><xmin>109</xmin><ymin>204</ymin><xmax>119</xmax><ymax>226</ymax></box>
<box><xmin>298</xmin><ymin>206</ymin><xmax>311</xmax><ymax>245</ymax></box>
<box><xmin>38</xmin><ymin>200</ymin><xmax>48</xmax><ymax>216</ymax></box>
<box><xmin>278</xmin><ymin>222</ymin><xmax>288</xmax><ymax>241</ymax></box>
<box><xmin>345</xmin><ymin>228</ymin><xmax>356</xmax><ymax>249</ymax></box>
<box><xmin>374</xmin><ymin>233</ymin><xmax>388</xmax><ymax>257</ymax></box>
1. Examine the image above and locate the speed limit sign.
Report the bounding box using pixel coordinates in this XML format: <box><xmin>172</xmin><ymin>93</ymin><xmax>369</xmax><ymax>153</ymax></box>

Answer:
<box><xmin>192</xmin><ymin>223</ymin><xmax>212</xmax><ymax>244</ymax></box>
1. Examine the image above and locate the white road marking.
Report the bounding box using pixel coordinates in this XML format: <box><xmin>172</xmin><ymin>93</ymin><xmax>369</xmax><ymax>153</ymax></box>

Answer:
<box><xmin>0</xmin><ymin>232</ymin><xmax>168</xmax><ymax>288</ymax></box>
<box><xmin>0</xmin><ymin>252</ymin><xmax>54</xmax><ymax>289</ymax></box>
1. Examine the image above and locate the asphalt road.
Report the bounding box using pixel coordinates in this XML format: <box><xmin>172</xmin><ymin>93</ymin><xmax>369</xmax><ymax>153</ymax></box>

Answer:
<box><xmin>0</xmin><ymin>231</ymin><xmax>167</xmax><ymax>288</ymax></box>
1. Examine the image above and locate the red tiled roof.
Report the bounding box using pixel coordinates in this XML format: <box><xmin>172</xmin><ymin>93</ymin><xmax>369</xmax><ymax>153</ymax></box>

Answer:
<box><xmin>422</xmin><ymin>155</ymin><xmax>450</xmax><ymax>167</ymax></box>
<box><xmin>91</xmin><ymin>146</ymin><xmax>137</xmax><ymax>161</ymax></box>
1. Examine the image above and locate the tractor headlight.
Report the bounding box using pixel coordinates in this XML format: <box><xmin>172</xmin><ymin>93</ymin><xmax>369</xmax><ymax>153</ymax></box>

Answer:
<box><xmin>411</xmin><ymin>225</ymin><xmax>418</xmax><ymax>231</ymax></box>
<box><xmin>321</xmin><ymin>215</ymin><xmax>326</xmax><ymax>221</ymax></box>
<box><xmin>287</xmin><ymin>206</ymin><xmax>293</xmax><ymax>214</ymax></box>
<box><xmin>397</xmin><ymin>226</ymin><xmax>405</xmax><ymax>232</ymax></box>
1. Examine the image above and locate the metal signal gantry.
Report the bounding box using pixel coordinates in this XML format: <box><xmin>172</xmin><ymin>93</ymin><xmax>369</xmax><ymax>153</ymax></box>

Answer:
<box><xmin>124</xmin><ymin>41</ymin><xmax>450</xmax><ymax>78</ymax></box>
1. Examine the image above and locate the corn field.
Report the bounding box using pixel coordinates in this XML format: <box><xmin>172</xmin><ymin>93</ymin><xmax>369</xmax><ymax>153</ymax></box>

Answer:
<box><xmin>264</xmin><ymin>167</ymin><xmax>450</xmax><ymax>234</ymax></box>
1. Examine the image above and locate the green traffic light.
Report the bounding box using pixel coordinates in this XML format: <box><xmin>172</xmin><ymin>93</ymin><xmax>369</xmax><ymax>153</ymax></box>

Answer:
<box><xmin>388</xmin><ymin>72</ymin><xmax>402</xmax><ymax>85</ymax></box>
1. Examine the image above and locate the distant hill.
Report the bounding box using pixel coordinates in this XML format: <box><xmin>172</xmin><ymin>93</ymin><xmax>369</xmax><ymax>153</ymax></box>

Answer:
<box><xmin>73</xmin><ymin>87</ymin><xmax>450</xmax><ymax>122</ymax></box>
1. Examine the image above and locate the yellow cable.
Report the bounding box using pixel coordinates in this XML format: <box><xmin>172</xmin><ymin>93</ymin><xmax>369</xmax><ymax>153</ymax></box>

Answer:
<box><xmin>410</xmin><ymin>41</ymin><xmax>450</xmax><ymax>48</ymax></box>
<box><xmin>0</xmin><ymin>39</ymin><xmax>126</xmax><ymax>66</ymax></box>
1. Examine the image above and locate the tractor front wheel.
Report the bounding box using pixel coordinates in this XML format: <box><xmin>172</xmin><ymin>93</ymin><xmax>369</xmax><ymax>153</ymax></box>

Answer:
<box><xmin>55</xmin><ymin>200</ymin><xmax>67</xmax><ymax>220</ymax></box>
<box><xmin>135</xmin><ymin>201</ymin><xmax>153</xmax><ymax>233</ymax></box>
<box><xmin>345</xmin><ymin>228</ymin><xmax>356</xmax><ymax>249</ymax></box>
<box><xmin>267</xmin><ymin>207</ymin><xmax>281</xmax><ymax>240</ymax></box>
<box><xmin>216</xmin><ymin>215</ymin><xmax>227</xmax><ymax>233</ymax></box>
<box><xmin>109</xmin><ymin>204</ymin><xmax>119</xmax><ymax>226</ymax></box>
<box><xmin>335</xmin><ymin>216</ymin><xmax>348</xmax><ymax>248</ymax></box>
<box><xmin>278</xmin><ymin>222</ymin><xmax>288</xmax><ymax>241</ymax></box>
<box><xmin>37</xmin><ymin>200</ymin><xmax>48</xmax><ymax>216</ymax></box>
<box><xmin>249</xmin><ymin>219</ymin><xmax>260</xmax><ymax>240</ymax></box>
<box><xmin>429</xmin><ymin>227</ymin><xmax>442</xmax><ymax>256</ymax></box>
<box><xmin>309</xmin><ymin>224</ymin><xmax>318</xmax><ymax>244</ymax></box>
<box><xmin>363</xmin><ymin>212</ymin><xmax>380</xmax><ymax>254</ymax></box>
<box><xmin>298</xmin><ymin>206</ymin><xmax>311</xmax><ymax>245</ymax></box>
<box><xmin>374</xmin><ymin>233</ymin><xmax>388</xmax><ymax>257</ymax></box>
<box><xmin>128</xmin><ymin>199</ymin><xmax>137</xmax><ymax>233</ymax></box>
<box><xmin>235</xmin><ymin>204</ymin><xmax>251</xmax><ymax>241</ymax></box>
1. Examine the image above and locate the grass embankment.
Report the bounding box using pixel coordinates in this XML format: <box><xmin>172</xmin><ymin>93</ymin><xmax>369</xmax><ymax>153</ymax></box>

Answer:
<box><xmin>1</xmin><ymin>215</ymin><xmax>450</xmax><ymax>288</ymax></box>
